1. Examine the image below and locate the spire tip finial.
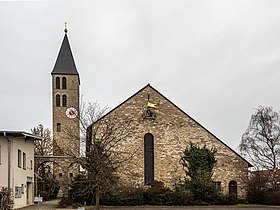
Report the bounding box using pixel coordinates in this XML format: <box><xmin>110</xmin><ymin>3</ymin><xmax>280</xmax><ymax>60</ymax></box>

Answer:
<box><xmin>64</xmin><ymin>22</ymin><xmax>68</xmax><ymax>33</ymax></box>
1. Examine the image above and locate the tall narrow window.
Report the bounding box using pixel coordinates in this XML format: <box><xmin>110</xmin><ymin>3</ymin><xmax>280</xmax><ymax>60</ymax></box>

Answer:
<box><xmin>0</xmin><ymin>145</ymin><xmax>1</xmax><ymax>165</ymax></box>
<box><xmin>56</xmin><ymin>94</ymin><xmax>60</xmax><ymax>107</ymax></box>
<box><xmin>62</xmin><ymin>95</ymin><xmax>67</xmax><ymax>107</ymax></box>
<box><xmin>56</xmin><ymin>77</ymin><xmax>60</xmax><ymax>89</ymax></box>
<box><xmin>57</xmin><ymin>123</ymin><xmax>61</xmax><ymax>132</ymax></box>
<box><xmin>18</xmin><ymin>149</ymin><xmax>21</xmax><ymax>168</ymax></box>
<box><xmin>23</xmin><ymin>152</ymin><xmax>26</xmax><ymax>170</ymax></box>
<box><xmin>144</xmin><ymin>133</ymin><xmax>154</xmax><ymax>185</ymax></box>
<box><xmin>62</xmin><ymin>77</ymin><xmax>67</xmax><ymax>89</ymax></box>
<box><xmin>30</xmin><ymin>160</ymin><xmax>33</xmax><ymax>170</ymax></box>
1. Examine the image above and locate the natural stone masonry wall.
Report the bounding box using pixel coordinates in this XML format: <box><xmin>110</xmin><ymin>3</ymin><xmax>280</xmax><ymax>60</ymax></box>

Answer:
<box><xmin>90</xmin><ymin>85</ymin><xmax>249</xmax><ymax>199</ymax></box>
<box><xmin>52</xmin><ymin>75</ymin><xmax>80</xmax><ymax>196</ymax></box>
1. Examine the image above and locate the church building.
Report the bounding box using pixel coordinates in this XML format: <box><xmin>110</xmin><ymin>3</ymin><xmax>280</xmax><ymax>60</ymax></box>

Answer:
<box><xmin>51</xmin><ymin>28</ymin><xmax>251</xmax><ymax>199</ymax></box>
<box><xmin>87</xmin><ymin>84</ymin><xmax>251</xmax><ymax>199</ymax></box>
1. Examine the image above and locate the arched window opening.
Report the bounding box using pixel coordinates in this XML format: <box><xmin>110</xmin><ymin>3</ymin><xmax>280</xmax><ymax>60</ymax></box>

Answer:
<box><xmin>144</xmin><ymin>133</ymin><xmax>154</xmax><ymax>185</ymax></box>
<box><xmin>229</xmin><ymin>180</ymin><xmax>237</xmax><ymax>198</ymax></box>
<box><xmin>56</xmin><ymin>94</ymin><xmax>60</xmax><ymax>107</ymax></box>
<box><xmin>62</xmin><ymin>95</ymin><xmax>67</xmax><ymax>107</ymax></box>
<box><xmin>62</xmin><ymin>77</ymin><xmax>67</xmax><ymax>89</ymax></box>
<box><xmin>56</xmin><ymin>123</ymin><xmax>61</xmax><ymax>132</ymax></box>
<box><xmin>56</xmin><ymin>77</ymin><xmax>60</xmax><ymax>89</ymax></box>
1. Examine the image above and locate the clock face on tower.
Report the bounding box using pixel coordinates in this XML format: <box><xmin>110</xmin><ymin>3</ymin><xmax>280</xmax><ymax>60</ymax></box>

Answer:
<box><xmin>66</xmin><ymin>107</ymin><xmax>78</xmax><ymax>119</ymax></box>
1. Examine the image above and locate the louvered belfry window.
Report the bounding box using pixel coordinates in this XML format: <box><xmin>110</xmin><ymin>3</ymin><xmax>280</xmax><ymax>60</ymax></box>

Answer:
<box><xmin>62</xmin><ymin>77</ymin><xmax>67</xmax><ymax>89</ymax></box>
<box><xmin>144</xmin><ymin>133</ymin><xmax>154</xmax><ymax>185</ymax></box>
<box><xmin>56</xmin><ymin>77</ymin><xmax>60</xmax><ymax>89</ymax></box>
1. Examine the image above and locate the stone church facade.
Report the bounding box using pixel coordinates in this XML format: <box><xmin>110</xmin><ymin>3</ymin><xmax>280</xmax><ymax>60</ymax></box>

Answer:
<box><xmin>87</xmin><ymin>84</ymin><xmax>251</xmax><ymax>199</ymax></box>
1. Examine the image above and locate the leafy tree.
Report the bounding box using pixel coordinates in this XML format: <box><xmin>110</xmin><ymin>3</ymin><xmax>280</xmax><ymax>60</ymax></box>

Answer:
<box><xmin>181</xmin><ymin>143</ymin><xmax>217</xmax><ymax>203</ymax></box>
<box><xmin>0</xmin><ymin>187</ymin><xmax>12</xmax><ymax>210</ymax></box>
<box><xmin>32</xmin><ymin>124</ymin><xmax>59</xmax><ymax>199</ymax></box>
<box><xmin>239</xmin><ymin>106</ymin><xmax>280</xmax><ymax>190</ymax></box>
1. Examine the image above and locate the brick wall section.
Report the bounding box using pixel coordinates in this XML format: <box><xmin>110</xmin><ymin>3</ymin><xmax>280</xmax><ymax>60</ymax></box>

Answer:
<box><xmin>91</xmin><ymin>85</ymin><xmax>249</xmax><ymax>199</ymax></box>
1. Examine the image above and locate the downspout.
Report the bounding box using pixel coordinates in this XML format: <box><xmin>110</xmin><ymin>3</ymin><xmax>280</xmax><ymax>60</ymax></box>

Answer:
<box><xmin>4</xmin><ymin>132</ymin><xmax>11</xmax><ymax>209</ymax></box>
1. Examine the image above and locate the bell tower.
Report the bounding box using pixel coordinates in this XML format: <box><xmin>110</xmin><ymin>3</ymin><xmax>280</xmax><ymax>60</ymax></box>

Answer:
<box><xmin>51</xmin><ymin>26</ymin><xmax>80</xmax><ymax>196</ymax></box>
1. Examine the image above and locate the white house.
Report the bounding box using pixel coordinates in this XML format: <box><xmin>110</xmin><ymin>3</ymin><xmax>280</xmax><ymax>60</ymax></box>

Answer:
<box><xmin>0</xmin><ymin>131</ymin><xmax>41</xmax><ymax>209</ymax></box>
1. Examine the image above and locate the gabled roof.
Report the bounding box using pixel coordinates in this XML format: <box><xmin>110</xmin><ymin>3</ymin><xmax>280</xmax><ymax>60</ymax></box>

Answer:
<box><xmin>0</xmin><ymin>131</ymin><xmax>42</xmax><ymax>141</ymax></box>
<box><xmin>88</xmin><ymin>84</ymin><xmax>253</xmax><ymax>168</ymax></box>
<box><xmin>51</xmin><ymin>33</ymin><xmax>79</xmax><ymax>76</ymax></box>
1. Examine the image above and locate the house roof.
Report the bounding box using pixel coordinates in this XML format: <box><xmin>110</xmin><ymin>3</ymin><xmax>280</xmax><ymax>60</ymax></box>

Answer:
<box><xmin>0</xmin><ymin>131</ymin><xmax>42</xmax><ymax>141</ymax></box>
<box><xmin>253</xmin><ymin>169</ymin><xmax>280</xmax><ymax>176</ymax></box>
<box><xmin>51</xmin><ymin>32</ymin><xmax>79</xmax><ymax>76</ymax></box>
<box><xmin>88</xmin><ymin>84</ymin><xmax>253</xmax><ymax>168</ymax></box>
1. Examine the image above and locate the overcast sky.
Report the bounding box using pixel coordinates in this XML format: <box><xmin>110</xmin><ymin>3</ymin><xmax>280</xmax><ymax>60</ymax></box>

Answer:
<box><xmin>1</xmin><ymin>0</ymin><xmax>280</xmax><ymax>151</ymax></box>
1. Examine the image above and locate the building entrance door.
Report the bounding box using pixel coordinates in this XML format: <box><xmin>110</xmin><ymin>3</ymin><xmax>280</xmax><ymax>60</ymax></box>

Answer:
<box><xmin>229</xmin><ymin>180</ymin><xmax>237</xmax><ymax>197</ymax></box>
<box><xmin>26</xmin><ymin>182</ymin><xmax>32</xmax><ymax>205</ymax></box>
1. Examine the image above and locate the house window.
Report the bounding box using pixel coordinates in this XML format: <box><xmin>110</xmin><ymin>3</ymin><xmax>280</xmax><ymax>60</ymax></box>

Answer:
<box><xmin>21</xmin><ymin>184</ymin><xmax>24</xmax><ymax>194</ymax></box>
<box><xmin>144</xmin><ymin>133</ymin><xmax>154</xmax><ymax>185</ymax></box>
<box><xmin>57</xmin><ymin>123</ymin><xmax>61</xmax><ymax>132</ymax></box>
<box><xmin>213</xmin><ymin>181</ymin><xmax>221</xmax><ymax>191</ymax></box>
<box><xmin>62</xmin><ymin>77</ymin><xmax>67</xmax><ymax>89</ymax></box>
<box><xmin>30</xmin><ymin>160</ymin><xmax>33</xmax><ymax>170</ymax></box>
<box><xmin>23</xmin><ymin>152</ymin><xmax>26</xmax><ymax>170</ymax></box>
<box><xmin>62</xmin><ymin>95</ymin><xmax>67</xmax><ymax>107</ymax></box>
<box><xmin>18</xmin><ymin>149</ymin><xmax>21</xmax><ymax>168</ymax></box>
<box><xmin>0</xmin><ymin>144</ymin><xmax>1</xmax><ymax>165</ymax></box>
<box><xmin>56</xmin><ymin>77</ymin><xmax>60</xmax><ymax>89</ymax></box>
<box><xmin>56</xmin><ymin>94</ymin><xmax>60</xmax><ymax>107</ymax></box>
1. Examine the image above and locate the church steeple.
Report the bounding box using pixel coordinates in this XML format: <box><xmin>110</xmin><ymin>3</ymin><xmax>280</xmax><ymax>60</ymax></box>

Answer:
<box><xmin>51</xmin><ymin>28</ymin><xmax>79</xmax><ymax>77</ymax></box>
<box><xmin>51</xmin><ymin>26</ymin><xmax>80</xmax><ymax>196</ymax></box>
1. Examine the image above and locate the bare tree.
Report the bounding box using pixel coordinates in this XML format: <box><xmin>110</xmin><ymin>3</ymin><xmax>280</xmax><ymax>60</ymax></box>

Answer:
<box><xmin>32</xmin><ymin>124</ymin><xmax>52</xmax><ymax>157</ymax></box>
<box><xmin>32</xmin><ymin>124</ymin><xmax>59</xmax><ymax>199</ymax></box>
<box><xmin>239</xmin><ymin>106</ymin><xmax>280</xmax><ymax>190</ymax></box>
<box><xmin>63</xmin><ymin>101</ymin><xmax>135</xmax><ymax>210</ymax></box>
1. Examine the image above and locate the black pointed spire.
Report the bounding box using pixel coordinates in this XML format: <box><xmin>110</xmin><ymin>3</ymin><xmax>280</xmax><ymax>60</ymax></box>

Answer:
<box><xmin>51</xmin><ymin>28</ymin><xmax>79</xmax><ymax>75</ymax></box>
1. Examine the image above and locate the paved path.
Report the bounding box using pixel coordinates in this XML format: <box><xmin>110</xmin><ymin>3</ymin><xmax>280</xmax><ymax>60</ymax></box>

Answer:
<box><xmin>19</xmin><ymin>199</ymin><xmax>60</xmax><ymax>209</ymax></box>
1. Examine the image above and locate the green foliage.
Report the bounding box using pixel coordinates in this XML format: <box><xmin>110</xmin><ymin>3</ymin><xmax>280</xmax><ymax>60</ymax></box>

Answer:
<box><xmin>143</xmin><ymin>181</ymin><xmax>173</xmax><ymax>205</ymax></box>
<box><xmin>247</xmin><ymin>172</ymin><xmax>280</xmax><ymax>205</ymax></box>
<box><xmin>99</xmin><ymin>181</ymin><xmax>236</xmax><ymax>206</ymax></box>
<box><xmin>68</xmin><ymin>173</ymin><xmax>94</xmax><ymax>204</ymax></box>
<box><xmin>68</xmin><ymin>140</ymin><xmax>119</xmax><ymax>206</ymax></box>
<box><xmin>181</xmin><ymin>143</ymin><xmax>216</xmax><ymax>179</ymax></box>
<box><xmin>66</xmin><ymin>142</ymin><xmax>237</xmax><ymax>206</ymax></box>
<box><xmin>181</xmin><ymin>143</ymin><xmax>217</xmax><ymax>202</ymax></box>
<box><xmin>0</xmin><ymin>187</ymin><xmax>12</xmax><ymax>209</ymax></box>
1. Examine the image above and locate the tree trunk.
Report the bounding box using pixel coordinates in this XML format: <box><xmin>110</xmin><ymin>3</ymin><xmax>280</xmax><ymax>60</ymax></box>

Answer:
<box><xmin>95</xmin><ymin>186</ymin><xmax>100</xmax><ymax>210</ymax></box>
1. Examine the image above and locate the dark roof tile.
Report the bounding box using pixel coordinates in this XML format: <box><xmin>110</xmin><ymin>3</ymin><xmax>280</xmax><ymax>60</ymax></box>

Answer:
<box><xmin>51</xmin><ymin>34</ymin><xmax>79</xmax><ymax>75</ymax></box>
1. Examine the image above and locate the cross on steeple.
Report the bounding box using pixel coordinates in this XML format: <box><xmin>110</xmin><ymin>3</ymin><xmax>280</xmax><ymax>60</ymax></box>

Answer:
<box><xmin>64</xmin><ymin>22</ymin><xmax>68</xmax><ymax>33</ymax></box>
